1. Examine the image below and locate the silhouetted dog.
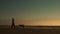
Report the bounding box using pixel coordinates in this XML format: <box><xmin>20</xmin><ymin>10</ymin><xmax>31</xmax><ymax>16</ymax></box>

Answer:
<box><xmin>19</xmin><ymin>25</ymin><xmax>24</xmax><ymax>28</ymax></box>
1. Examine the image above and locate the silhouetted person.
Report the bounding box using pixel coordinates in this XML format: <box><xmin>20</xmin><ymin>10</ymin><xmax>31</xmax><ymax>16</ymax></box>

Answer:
<box><xmin>11</xmin><ymin>17</ymin><xmax>15</xmax><ymax>29</ymax></box>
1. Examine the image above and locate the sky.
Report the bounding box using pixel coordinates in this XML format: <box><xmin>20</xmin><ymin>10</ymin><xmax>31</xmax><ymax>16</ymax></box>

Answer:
<box><xmin>0</xmin><ymin>0</ymin><xmax>60</xmax><ymax>26</ymax></box>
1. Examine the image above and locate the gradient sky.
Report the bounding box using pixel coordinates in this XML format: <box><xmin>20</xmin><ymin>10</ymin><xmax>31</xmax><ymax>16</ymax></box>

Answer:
<box><xmin>0</xmin><ymin>0</ymin><xmax>60</xmax><ymax>26</ymax></box>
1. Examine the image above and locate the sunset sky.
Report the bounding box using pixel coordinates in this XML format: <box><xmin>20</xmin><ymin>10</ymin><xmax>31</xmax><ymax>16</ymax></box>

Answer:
<box><xmin>0</xmin><ymin>0</ymin><xmax>60</xmax><ymax>26</ymax></box>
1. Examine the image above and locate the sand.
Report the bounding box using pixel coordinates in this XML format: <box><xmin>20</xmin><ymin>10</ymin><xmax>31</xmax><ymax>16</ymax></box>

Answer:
<box><xmin>0</xmin><ymin>28</ymin><xmax>60</xmax><ymax>34</ymax></box>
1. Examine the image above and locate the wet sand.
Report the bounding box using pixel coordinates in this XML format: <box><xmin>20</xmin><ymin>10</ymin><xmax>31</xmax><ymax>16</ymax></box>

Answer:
<box><xmin>0</xmin><ymin>28</ymin><xmax>60</xmax><ymax>34</ymax></box>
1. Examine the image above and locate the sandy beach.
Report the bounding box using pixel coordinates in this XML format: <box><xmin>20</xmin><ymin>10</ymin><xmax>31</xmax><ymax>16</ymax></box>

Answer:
<box><xmin>0</xmin><ymin>28</ymin><xmax>60</xmax><ymax>34</ymax></box>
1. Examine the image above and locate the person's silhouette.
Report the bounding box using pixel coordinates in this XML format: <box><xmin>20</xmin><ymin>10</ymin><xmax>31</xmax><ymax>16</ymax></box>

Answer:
<box><xmin>11</xmin><ymin>17</ymin><xmax>15</xmax><ymax>29</ymax></box>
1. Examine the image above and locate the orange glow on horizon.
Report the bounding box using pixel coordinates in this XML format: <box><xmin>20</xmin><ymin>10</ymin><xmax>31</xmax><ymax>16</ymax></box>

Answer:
<box><xmin>15</xmin><ymin>19</ymin><xmax>60</xmax><ymax>26</ymax></box>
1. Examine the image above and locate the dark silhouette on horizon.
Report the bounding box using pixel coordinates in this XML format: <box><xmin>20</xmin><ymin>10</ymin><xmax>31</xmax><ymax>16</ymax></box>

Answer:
<box><xmin>11</xmin><ymin>17</ymin><xmax>15</xmax><ymax>29</ymax></box>
<box><xmin>19</xmin><ymin>25</ymin><xmax>24</xmax><ymax>28</ymax></box>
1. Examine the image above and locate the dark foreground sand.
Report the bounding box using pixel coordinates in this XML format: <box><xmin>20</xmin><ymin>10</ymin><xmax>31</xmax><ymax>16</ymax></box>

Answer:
<box><xmin>0</xmin><ymin>28</ymin><xmax>60</xmax><ymax>34</ymax></box>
